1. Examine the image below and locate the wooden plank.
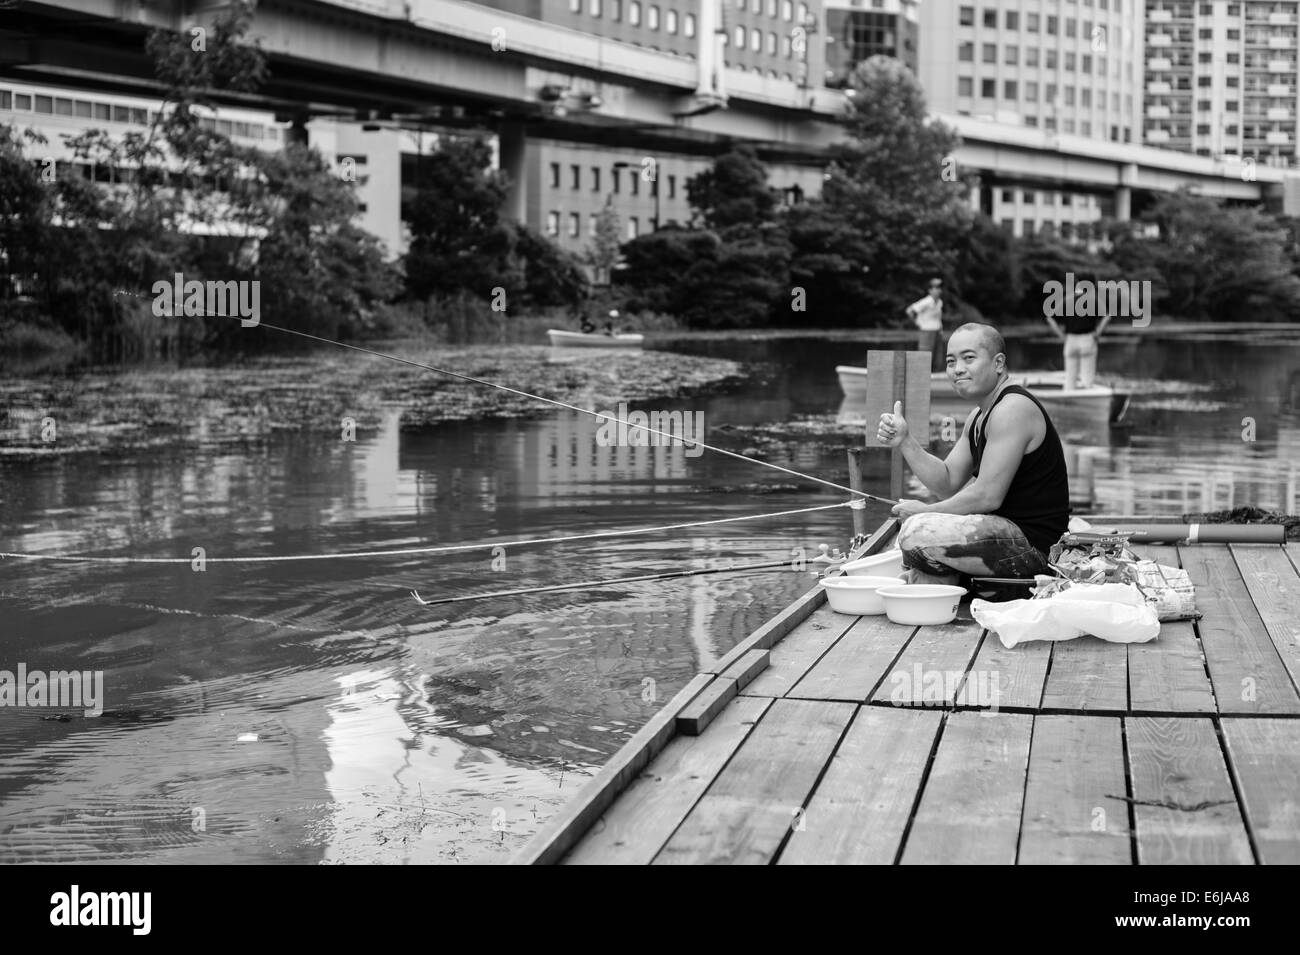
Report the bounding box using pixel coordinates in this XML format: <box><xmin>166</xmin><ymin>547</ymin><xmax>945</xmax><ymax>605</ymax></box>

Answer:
<box><xmin>1018</xmin><ymin>715</ymin><xmax>1131</xmax><ymax>864</ymax></box>
<box><xmin>704</xmin><ymin>518</ymin><xmax>897</xmax><ymax>679</ymax></box>
<box><xmin>1126</xmin><ymin>716</ymin><xmax>1254</xmax><ymax>865</ymax></box>
<box><xmin>1179</xmin><ymin>545</ymin><xmax>1300</xmax><ymax>715</ymax></box>
<box><xmin>652</xmin><ymin>698</ymin><xmax>855</xmax><ymax>865</ymax></box>
<box><xmin>1040</xmin><ymin>637</ymin><xmax>1129</xmax><ymax>713</ymax></box>
<box><xmin>968</xmin><ymin>627</ymin><xmax>1051</xmax><ymax>711</ymax></box>
<box><xmin>868</xmin><ymin>618</ymin><xmax>985</xmax><ymax>707</ymax></box>
<box><xmin>510</xmin><ymin>671</ymin><xmax>713</xmax><ymax>865</ymax></box>
<box><xmin>1229</xmin><ymin>544</ymin><xmax>1300</xmax><ymax>703</ymax></box>
<box><xmin>901</xmin><ymin>712</ymin><xmax>1034</xmax><ymax>865</ymax></box>
<box><xmin>1124</xmin><ymin>544</ymin><xmax>1216</xmax><ymax>713</ymax></box>
<box><xmin>676</xmin><ymin>677</ymin><xmax>738</xmax><ymax>736</ymax></box>
<box><xmin>1221</xmin><ymin>717</ymin><xmax>1300</xmax><ymax>865</ymax></box>
<box><xmin>720</xmin><ymin>648</ymin><xmax>769</xmax><ymax>692</ymax></box>
<box><xmin>787</xmin><ymin>613</ymin><xmax>915</xmax><ymax>703</ymax></box>
<box><xmin>778</xmin><ymin>707</ymin><xmax>943</xmax><ymax>865</ymax></box>
<box><xmin>563</xmin><ymin>696</ymin><xmax>772</xmax><ymax>865</ymax></box>
<box><xmin>741</xmin><ymin>606</ymin><xmax>854</xmax><ymax>699</ymax></box>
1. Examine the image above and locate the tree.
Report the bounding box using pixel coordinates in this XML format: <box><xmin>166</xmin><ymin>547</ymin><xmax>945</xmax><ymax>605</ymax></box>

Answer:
<box><xmin>404</xmin><ymin>136</ymin><xmax>520</xmax><ymax>302</ymax></box>
<box><xmin>686</xmin><ymin>144</ymin><xmax>778</xmax><ymax>230</ymax></box>
<box><xmin>823</xmin><ymin>56</ymin><xmax>973</xmax><ymax>317</ymax></box>
<box><xmin>584</xmin><ymin>196</ymin><xmax>621</xmax><ymax>285</ymax></box>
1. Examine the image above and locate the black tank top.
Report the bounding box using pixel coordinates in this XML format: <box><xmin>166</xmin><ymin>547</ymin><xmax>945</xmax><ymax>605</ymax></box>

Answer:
<box><xmin>966</xmin><ymin>384</ymin><xmax>1070</xmax><ymax>555</ymax></box>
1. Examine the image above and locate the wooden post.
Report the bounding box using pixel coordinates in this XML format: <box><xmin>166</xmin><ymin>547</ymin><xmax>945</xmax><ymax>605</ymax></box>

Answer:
<box><xmin>847</xmin><ymin>448</ymin><xmax>867</xmax><ymax>539</ymax></box>
<box><xmin>863</xmin><ymin>349</ymin><xmax>932</xmax><ymax>505</ymax></box>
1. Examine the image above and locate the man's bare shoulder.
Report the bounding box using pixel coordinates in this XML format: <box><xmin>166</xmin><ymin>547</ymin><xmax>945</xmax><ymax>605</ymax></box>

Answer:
<box><xmin>986</xmin><ymin>393</ymin><xmax>1044</xmax><ymax>434</ymax></box>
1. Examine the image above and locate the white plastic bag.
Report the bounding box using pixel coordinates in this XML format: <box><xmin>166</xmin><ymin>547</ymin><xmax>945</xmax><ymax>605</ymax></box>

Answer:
<box><xmin>971</xmin><ymin>582</ymin><xmax>1161</xmax><ymax>649</ymax></box>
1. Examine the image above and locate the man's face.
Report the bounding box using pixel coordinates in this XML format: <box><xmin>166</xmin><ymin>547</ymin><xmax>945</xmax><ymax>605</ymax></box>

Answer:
<box><xmin>929</xmin><ymin>284</ymin><xmax>942</xmax><ymax>299</ymax></box>
<box><xmin>945</xmin><ymin>331</ymin><xmax>1003</xmax><ymax>399</ymax></box>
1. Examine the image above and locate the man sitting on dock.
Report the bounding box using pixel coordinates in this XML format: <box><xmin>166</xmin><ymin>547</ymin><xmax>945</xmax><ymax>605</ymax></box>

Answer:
<box><xmin>875</xmin><ymin>323</ymin><xmax>1071</xmax><ymax>588</ymax></box>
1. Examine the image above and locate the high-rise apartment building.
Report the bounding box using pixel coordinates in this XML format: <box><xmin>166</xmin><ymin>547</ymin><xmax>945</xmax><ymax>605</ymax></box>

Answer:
<box><xmin>1144</xmin><ymin>0</ymin><xmax>1297</xmax><ymax>166</ymax></box>
<box><xmin>917</xmin><ymin>0</ymin><xmax>1146</xmax><ymax>143</ymax></box>
<box><xmin>823</xmin><ymin>0</ymin><xmax>920</xmax><ymax>89</ymax></box>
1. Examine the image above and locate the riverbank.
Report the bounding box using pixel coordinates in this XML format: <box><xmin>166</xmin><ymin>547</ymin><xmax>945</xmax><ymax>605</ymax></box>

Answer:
<box><xmin>0</xmin><ymin>341</ymin><xmax>745</xmax><ymax>459</ymax></box>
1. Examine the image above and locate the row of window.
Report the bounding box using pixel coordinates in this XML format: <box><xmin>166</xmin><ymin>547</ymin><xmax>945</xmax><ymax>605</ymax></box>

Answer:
<box><xmin>547</xmin><ymin>162</ymin><xmax>679</xmax><ymax>198</ymax></box>
<box><xmin>0</xmin><ymin>89</ymin><xmax>279</xmax><ymax>140</ymax></box>
<box><xmin>1149</xmin><ymin>121</ymin><xmax>1295</xmax><ymax>134</ymax></box>
<box><xmin>571</xmin><ymin>0</ymin><xmax>811</xmax><ymax>25</ymax></box>
<box><xmin>970</xmin><ymin>112</ymin><xmax>1134</xmax><ymax>140</ymax></box>
<box><xmin>722</xmin><ymin>27</ymin><xmax>804</xmax><ymax>57</ymax></box>
<box><xmin>960</xmin><ymin>43</ymin><xmax>1122</xmax><ymax>73</ymax></box>
<box><xmin>959</xmin><ymin>7</ymin><xmax>1121</xmax><ymax>34</ymax></box>
<box><xmin>1148</xmin><ymin>2</ymin><xmax>1284</xmax><ymax>17</ymax></box>
<box><xmin>996</xmin><ymin>189</ymin><xmax>1098</xmax><ymax>207</ymax></box>
<box><xmin>546</xmin><ymin>209</ymin><xmax>648</xmax><ymax>240</ymax></box>
<box><xmin>998</xmin><ymin>220</ymin><xmax>1105</xmax><ymax>242</ymax></box>
<box><xmin>959</xmin><ymin>78</ymin><xmax>1132</xmax><ymax>112</ymax></box>
<box><xmin>0</xmin><ymin>88</ymin><xmax>281</xmax><ymax>141</ymax></box>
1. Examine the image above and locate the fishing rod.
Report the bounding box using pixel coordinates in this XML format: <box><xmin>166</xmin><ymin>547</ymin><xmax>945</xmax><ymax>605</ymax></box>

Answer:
<box><xmin>410</xmin><ymin>558</ymin><xmax>819</xmax><ymax>607</ymax></box>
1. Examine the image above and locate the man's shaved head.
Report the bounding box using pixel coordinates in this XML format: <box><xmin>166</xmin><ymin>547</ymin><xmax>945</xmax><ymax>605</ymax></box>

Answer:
<box><xmin>949</xmin><ymin>323</ymin><xmax>1006</xmax><ymax>365</ymax></box>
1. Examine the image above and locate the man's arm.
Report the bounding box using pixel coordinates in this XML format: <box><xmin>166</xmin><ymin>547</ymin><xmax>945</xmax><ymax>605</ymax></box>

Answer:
<box><xmin>898</xmin><ymin>409</ymin><xmax>977</xmax><ymax>499</ymax></box>
<box><xmin>1044</xmin><ymin>315</ymin><xmax>1066</xmax><ymax>341</ymax></box>
<box><xmin>924</xmin><ymin>398</ymin><xmax>1037</xmax><ymax>515</ymax></box>
<box><xmin>1094</xmin><ymin>314</ymin><xmax>1113</xmax><ymax>338</ymax></box>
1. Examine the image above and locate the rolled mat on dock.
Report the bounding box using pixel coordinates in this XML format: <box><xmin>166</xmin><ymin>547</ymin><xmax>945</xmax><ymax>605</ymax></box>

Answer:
<box><xmin>1082</xmin><ymin>523</ymin><xmax>1286</xmax><ymax>544</ymax></box>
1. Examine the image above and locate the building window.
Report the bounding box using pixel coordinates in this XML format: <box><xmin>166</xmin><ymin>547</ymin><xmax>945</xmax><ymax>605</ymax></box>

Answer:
<box><xmin>1007</xmin><ymin>10</ymin><xmax>1019</xmax><ymax>29</ymax></box>
<box><xmin>1227</xmin><ymin>28</ymin><xmax>1239</xmax><ymax>40</ymax></box>
<box><xmin>1081</xmin><ymin>120</ymin><xmax>1091</xmax><ymax>136</ymax></box>
<box><xmin>588</xmin><ymin>215</ymin><xmax>599</xmax><ymax>237</ymax></box>
<box><xmin>589</xmin><ymin>0</ymin><xmax>601</xmax><ymax>14</ymax></box>
<box><xmin>1005</xmin><ymin>80</ymin><xmax>1018</xmax><ymax>98</ymax></box>
<box><xmin>798</xmin><ymin>2</ymin><xmax>808</xmax><ymax>22</ymax></box>
<box><xmin>629</xmin><ymin>1</ymin><xmax>641</xmax><ymax>25</ymax></box>
<box><xmin>959</xmin><ymin>42</ymin><xmax>974</xmax><ymax>61</ymax></box>
<box><xmin>611</xmin><ymin>0</ymin><xmax>621</xmax><ymax>19</ymax></box>
<box><xmin>35</xmin><ymin>95</ymin><xmax>53</xmax><ymax>113</ymax></box>
<box><xmin>1047</xmin><ymin>83</ymin><xmax>1058</xmax><ymax>102</ymax></box>
<box><xmin>1027</xmin><ymin>81</ymin><xmax>1039</xmax><ymax>101</ymax></box>
<box><xmin>569</xmin><ymin>0</ymin><xmax>581</xmax><ymax>10</ymax></box>
<box><xmin>1025</xmin><ymin>115</ymin><xmax>1038</xmax><ymax>126</ymax></box>
<box><xmin>1065</xmin><ymin>52</ymin><xmax>1075</xmax><ymax>70</ymax></box>
<box><xmin>767</xmin><ymin>0</ymin><xmax>776</xmax><ymax>15</ymax></box>
<box><xmin>1066</xmin><ymin>17</ymin><xmax>1076</xmax><ymax>38</ymax></box>
<box><xmin>782</xmin><ymin>0</ymin><xmax>792</xmax><ymax>20</ymax></box>
<box><xmin>1022</xmin><ymin>220</ymin><xmax>1034</xmax><ymax>237</ymax></box>
<box><xmin>751</xmin><ymin>28</ymin><xmax>761</xmax><ymax>51</ymax></box>
<box><xmin>983</xmin><ymin>43</ymin><xmax>996</xmax><ymax>63</ymax></box>
<box><xmin>550</xmin><ymin>163</ymin><xmax>561</xmax><ymax>188</ymax></box>
<box><xmin>1001</xmin><ymin>189</ymin><xmax>1015</xmax><ymax>204</ymax></box>
<box><xmin>1082</xmin><ymin>54</ymin><xmax>1091</xmax><ymax>73</ymax></box>
<box><xmin>767</xmin><ymin>31</ymin><xmax>777</xmax><ymax>54</ymax></box>
<box><xmin>1047</xmin><ymin>15</ymin><xmax>1058</xmax><ymax>34</ymax></box>
<box><xmin>1047</xmin><ymin>49</ymin><xmax>1057</xmax><ymax>68</ymax></box>
<box><xmin>1006</xmin><ymin>46</ymin><xmax>1018</xmax><ymax>65</ymax></box>
<box><xmin>591</xmin><ymin>166</ymin><xmax>601</xmax><ymax>191</ymax></box>
<box><xmin>571</xmin><ymin>164</ymin><xmax>581</xmax><ymax>189</ymax></box>
<box><xmin>546</xmin><ymin>211</ymin><xmax>560</xmax><ymax>235</ymax></box>
<box><xmin>782</xmin><ymin>35</ymin><xmax>792</xmax><ymax>56</ymax></box>
<box><xmin>1001</xmin><ymin>219</ymin><xmax>1014</xmax><ymax>233</ymax></box>
<box><xmin>628</xmin><ymin>217</ymin><xmax>639</xmax><ymax>239</ymax></box>
<box><xmin>1027</xmin><ymin>48</ymin><xmax>1039</xmax><ymax>66</ymax></box>
<box><xmin>983</xmin><ymin>8</ymin><xmax>997</xmax><ymax>27</ymax></box>
<box><xmin>734</xmin><ymin>26</ymin><xmax>745</xmax><ymax>47</ymax></box>
<box><xmin>668</xmin><ymin>174</ymin><xmax>676</xmax><ymax>198</ymax></box>
<box><xmin>1196</xmin><ymin>123</ymin><xmax>1211</xmax><ymax>135</ymax></box>
<box><xmin>959</xmin><ymin>6</ymin><xmax>975</xmax><ymax>25</ymax></box>
<box><xmin>666</xmin><ymin>8</ymin><xmax>677</xmax><ymax>33</ymax></box>
<box><xmin>631</xmin><ymin>174</ymin><xmax>639</xmax><ymax>196</ymax></box>
<box><xmin>1028</xmin><ymin>12</ymin><xmax>1039</xmax><ymax>31</ymax></box>
<box><xmin>1081</xmin><ymin>89</ymin><xmax>1091</xmax><ymax>106</ymax></box>
<box><xmin>569</xmin><ymin>213</ymin><xmax>581</xmax><ymax>237</ymax></box>
<box><xmin>648</xmin><ymin>4</ymin><xmax>660</xmax><ymax>29</ymax></box>
<box><xmin>981</xmin><ymin>78</ymin><xmax>996</xmax><ymax>98</ymax></box>
<box><xmin>611</xmin><ymin>168</ymin><xmax>620</xmax><ymax>193</ymax></box>
<box><xmin>685</xmin><ymin>12</ymin><xmax>696</xmax><ymax>36</ymax></box>
<box><xmin>958</xmin><ymin>77</ymin><xmax>973</xmax><ymax>96</ymax></box>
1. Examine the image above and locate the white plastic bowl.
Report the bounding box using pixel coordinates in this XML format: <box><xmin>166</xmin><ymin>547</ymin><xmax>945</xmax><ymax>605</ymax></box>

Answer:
<box><xmin>819</xmin><ymin>576</ymin><xmax>902</xmax><ymax>615</ymax></box>
<box><xmin>842</xmin><ymin>549</ymin><xmax>904</xmax><ymax>579</ymax></box>
<box><xmin>875</xmin><ymin>584</ymin><xmax>967</xmax><ymax>625</ymax></box>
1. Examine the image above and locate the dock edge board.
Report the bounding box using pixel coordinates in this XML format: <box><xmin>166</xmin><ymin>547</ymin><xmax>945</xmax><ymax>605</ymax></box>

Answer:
<box><xmin>510</xmin><ymin>517</ymin><xmax>900</xmax><ymax>865</ymax></box>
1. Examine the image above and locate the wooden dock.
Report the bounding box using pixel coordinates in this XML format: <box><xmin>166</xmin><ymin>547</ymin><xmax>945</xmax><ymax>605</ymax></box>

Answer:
<box><xmin>513</xmin><ymin>519</ymin><xmax>1300</xmax><ymax>865</ymax></box>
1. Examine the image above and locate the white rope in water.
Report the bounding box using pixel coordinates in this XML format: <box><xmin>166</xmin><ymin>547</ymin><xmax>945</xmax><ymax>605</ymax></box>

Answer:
<box><xmin>0</xmin><ymin>501</ymin><xmax>853</xmax><ymax>564</ymax></box>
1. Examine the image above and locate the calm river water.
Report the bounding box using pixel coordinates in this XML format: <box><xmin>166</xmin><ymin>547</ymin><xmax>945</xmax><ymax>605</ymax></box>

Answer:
<box><xmin>1</xmin><ymin>331</ymin><xmax>1297</xmax><ymax>863</ymax></box>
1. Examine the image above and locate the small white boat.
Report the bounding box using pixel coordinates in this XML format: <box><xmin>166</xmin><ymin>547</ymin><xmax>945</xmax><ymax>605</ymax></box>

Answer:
<box><xmin>547</xmin><ymin>329</ymin><xmax>644</xmax><ymax>349</ymax></box>
<box><xmin>836</xmin><ymin>366</ymin><xmax>1129</xmax><ymax>423</ymax></box>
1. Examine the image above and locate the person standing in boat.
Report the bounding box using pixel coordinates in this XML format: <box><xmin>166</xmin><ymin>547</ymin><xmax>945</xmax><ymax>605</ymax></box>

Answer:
<box><xmin>1043</xmin><ymin>308</ymin><xmax>1112</xmax><ymax>391</ymax></box>
<box><xmin>875</xmin><ymin>322</ymin><xmax>1070</xmax><ymax>587</ymax></box>
<box><xmin>905</xmin><ymin>278</ymin><xmax>945</xmax><ymax>373</ymax></box>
